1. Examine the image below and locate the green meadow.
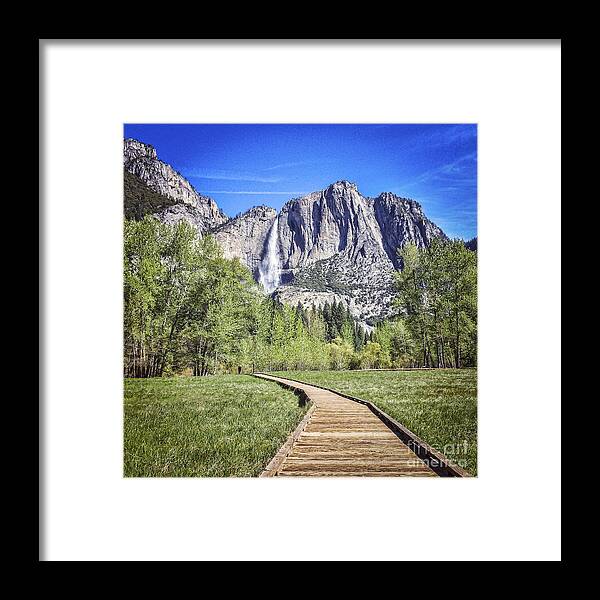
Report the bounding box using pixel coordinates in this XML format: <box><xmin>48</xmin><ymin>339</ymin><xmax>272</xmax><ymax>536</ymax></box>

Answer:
<box><xmin>124</xmin><ymin>375</ymin><xmax>307</xmax><ymax>477</ymax></box>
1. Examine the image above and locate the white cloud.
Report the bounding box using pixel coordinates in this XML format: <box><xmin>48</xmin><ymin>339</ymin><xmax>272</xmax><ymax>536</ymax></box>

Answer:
<box><xmin>263</xmin><ymin>160</ymin><xmax>311</xmax><ymax>171</ymax></box>
<box><xmin>185</xmin><ymin>169</ymin><xmax>282</xmax><ymax>183</ymax></box>
<box><xmin>205</xmin><ymin>190</ymin><xmax>307</xmax><ymax>195</ymax></box>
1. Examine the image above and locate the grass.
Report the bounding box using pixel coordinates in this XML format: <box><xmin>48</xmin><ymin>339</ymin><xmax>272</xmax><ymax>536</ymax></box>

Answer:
<box><xmin>124</xmin><ymin>375</ymin><xmax>307</xmax><ymax>477</ymax></box>
<box><xmin>272</xmin><ymin>369</ymin><xmax>478</xmax><ymax>475</ymax></box>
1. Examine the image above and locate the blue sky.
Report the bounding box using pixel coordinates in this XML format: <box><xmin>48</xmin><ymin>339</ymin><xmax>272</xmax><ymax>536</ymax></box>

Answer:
<box><xmin>124</xmin><ymin>124</ymin><xmax>477</xmax><ymax>239</ymax></box>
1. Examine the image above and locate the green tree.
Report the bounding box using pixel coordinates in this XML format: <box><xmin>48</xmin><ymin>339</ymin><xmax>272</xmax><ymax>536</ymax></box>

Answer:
<box><xmin>329</xmin><ymin>337</ymin><xmax>355</xmax><ymax>370</ymax></box>
<box><xmin>394</xmin><ymin>239</ymin><xmax>477</xmax><ymax>368</ymax></box>
<box><xmin>124</xmin><ymin>217</ymin><xmax>260</xmax><ymax>377</ymax></box>
<box><xmin>124</xmin><ymin>217</ymin><xmax>199</xmax><ymax>377</ymax></box>
<box><xmin>361</xmin><ymin>341</ymin><xmax>389</xmax><ymax>369</ymax></box>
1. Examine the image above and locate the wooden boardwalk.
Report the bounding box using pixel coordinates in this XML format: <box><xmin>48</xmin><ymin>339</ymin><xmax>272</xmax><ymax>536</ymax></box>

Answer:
<box><xmin>256</xmin><ymin>373</ymin><xmax>438</xmax><ymax>477</ymax></box>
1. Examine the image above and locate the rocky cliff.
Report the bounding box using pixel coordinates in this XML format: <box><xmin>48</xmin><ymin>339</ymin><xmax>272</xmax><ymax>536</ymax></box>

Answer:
<box><xmin>123</xmin><ymin>138</ymin><xmax>228</xmax><ymax>234</ymax></box>
<box><xmin>124</xmin><ymin>140</ymin><xmax>448</xmax><ymax>324</ymax></box>
<box><xmin>373</xmin><ymin>192</ymin><xmax>446</xmax><ymax>268</ymax></box>
<box><xmin>214</xmin><ymin>180</ymin><xmax>446</xmax><ymax>323</ymax></box>
<box><xmin>212</xmin><ymin>205</ymin><xmax>277</xmax><ymax>276</ymax></box>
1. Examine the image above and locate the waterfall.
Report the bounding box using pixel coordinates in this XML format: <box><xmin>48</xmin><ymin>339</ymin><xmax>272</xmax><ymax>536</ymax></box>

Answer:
<box><xmin>259</xmin><ymin>216</ymin><xmax>281</xmax><ymax>294</ymax></box>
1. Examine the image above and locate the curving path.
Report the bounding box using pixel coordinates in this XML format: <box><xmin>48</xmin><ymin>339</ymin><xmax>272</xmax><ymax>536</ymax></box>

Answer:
<box><xmin>255</xmin><ymin>373</ymin><xmax>437</xmax><ymax>477</ymax></box>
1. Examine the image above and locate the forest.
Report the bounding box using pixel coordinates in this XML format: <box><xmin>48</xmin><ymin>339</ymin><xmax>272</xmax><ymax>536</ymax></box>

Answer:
<box><xmin>123</xmin><ymin>216</ymin><xmax>477</xmax><ymax>377</ymax></box>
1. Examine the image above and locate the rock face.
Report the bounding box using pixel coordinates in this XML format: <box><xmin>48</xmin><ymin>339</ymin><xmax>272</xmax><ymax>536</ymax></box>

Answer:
<box><xmin>123</xmin><ymin>138</ymin><xmax>227</xmax><ymax>234</ymax></box>
<box><xmin>212</xmin><ymin>206</ymin><xmax>277</xmax><ymax>277</ymax></box>
<box><xmin>373</xmin><ymin>192</ymin><xmax>446</xmax><ymax>268</ymax></box>
<box><xmin>277</xmin><ymin>181</ymin><xmax>386</xmax><ymax>267</ymax></box>
<box><xmin>123</xmin><ymin>140</ymin><xmax>448</xmax><ymax>323</ymax></box>
<box><xmin>216</xmin><ymin>180</ymin><xmax>447</xmax><ymax>324</ymax></box>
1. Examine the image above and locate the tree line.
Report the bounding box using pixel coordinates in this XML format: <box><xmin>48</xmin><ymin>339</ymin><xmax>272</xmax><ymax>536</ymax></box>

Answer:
<box><xmin>123</xmin><ymin>216</ymin><xmax>476</xmax><ymax>377</ymax></box>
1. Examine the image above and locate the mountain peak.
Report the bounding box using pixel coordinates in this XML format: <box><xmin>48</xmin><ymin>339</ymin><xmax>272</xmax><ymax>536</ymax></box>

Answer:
<box><xmin>124</xmin><ymin>138</ymin><xmax>157</xmax><ymax>161</ymax></box>
<box><xmin>230</xmin><ymin>205</ymin><xmax>276</xmax><ymax>222</ymax></box>
<box><xmin>377</xmin><ymin>191</ymin><xmax>420</xmax><ymax>208</ymax></box>
<box><xmin>249</xmin><ymin>204</ymin><xmax>276</xmax><ymax>213</ymax></box>
<box><xmin>329</xmin><ymin>180</ymin><xmax>358</xmax><ymax>191</ymax></box>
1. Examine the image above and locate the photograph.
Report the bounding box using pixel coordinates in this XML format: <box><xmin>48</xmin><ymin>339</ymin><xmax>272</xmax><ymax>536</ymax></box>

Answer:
<box><xmin>122</xmin><ymin>124</ymin><xmax>478</xmax><ymax>478</ymax></box>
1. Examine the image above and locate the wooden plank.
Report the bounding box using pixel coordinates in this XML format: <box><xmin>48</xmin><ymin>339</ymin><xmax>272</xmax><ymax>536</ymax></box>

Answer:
<box><xmin>282</xmin><ymin>460</ymin><xmax>430</xmax><ymax>469</ymax></box>
<box><xmin>279</xmin><ymin>470</ymin><xmax>438</xmax><ymax>477</ymax></box>
<box><xmin>290</xmin><ymin>448</ymin><xmax>416</xmax><ymax>457</ymax></box>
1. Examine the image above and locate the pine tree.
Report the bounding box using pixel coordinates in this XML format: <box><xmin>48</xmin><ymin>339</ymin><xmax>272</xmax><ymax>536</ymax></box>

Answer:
<box><xmin>332</xmin><ymin>300</ymin><xmax>345</xmax><ymax>338</ymax></box>
<box><xmin>322</xmin><ymin>302</ymin><xmax>332</xmax><ymax>341</ymax></box>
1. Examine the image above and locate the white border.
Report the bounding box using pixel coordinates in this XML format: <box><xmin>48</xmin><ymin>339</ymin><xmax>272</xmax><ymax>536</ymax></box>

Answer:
<box><xmin>42</xmin><ymin>41</ymin><xmax>561</xmax><ymax>561</ymax></box>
